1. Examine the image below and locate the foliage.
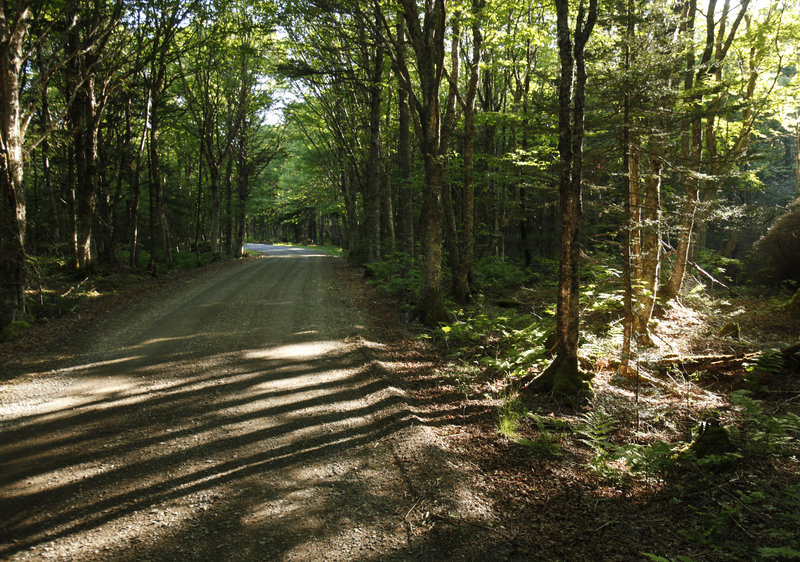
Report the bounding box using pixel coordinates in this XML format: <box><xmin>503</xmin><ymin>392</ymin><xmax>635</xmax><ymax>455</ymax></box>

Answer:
<box><xmin>498</xmin><ymin>396</ymin><xmax>563</xmax><ymax>456</ymax></box>
<box><xmin>0</xmin><ymin>320</ymin><xmax>31</xmax><ymax>343</ymax></box>
<box><xmin>728</xmin><ymin>390</ymin><xmax>800</xmax><ymax>456</ymax></box>
<box><xmin>436</xmin><ymin>309</ymin><xmax>552</xmax><ymax>379</ymax></box>
<box><xmin>749</xmin><ymin>200</ymin><xmax>800</xmax><ymax>284</ymax></box>
<box><xmin>472</xmin><ymin>257</ymin><xmax>530</xmax><ymax>291</ymax></box>
<box><xmin>363</xmin><ymin>253</ymin><xmax>422</xmax><ymax>305</ymax></box>
<box><xmin>744</xmin><ymin>349</ymin><xmax>788</xmax><ymax>388</ymax></box>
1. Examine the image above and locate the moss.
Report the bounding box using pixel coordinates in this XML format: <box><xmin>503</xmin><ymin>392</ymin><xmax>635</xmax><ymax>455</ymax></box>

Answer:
<box><xmin>787</xmin><ymin>288</ymin><xmax>800</xmax><ymax>318</ymax></box>
<box><xmin>525</xmin><ymin>354</ymin><xmax>593</xmax><ymax>405</ymax></box>
<box><xmin>719</xmin><ymin>322</ymin><xmax>741</xmax><ymax>340</ymax></box>
<box><xmin>688</xmin><ymin>419</ymin><xmax>733</xmax><ymax>459</ymax></box>
<box><xmin>1</xmin><ymin>320</ymin><xmax>31</xmax><ymax>343</ymax></box>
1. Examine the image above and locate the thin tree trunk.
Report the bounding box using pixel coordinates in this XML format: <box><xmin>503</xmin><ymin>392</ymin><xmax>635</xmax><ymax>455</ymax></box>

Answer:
<box><xmin>396</xmin><ymin>18</ymin><xmax>414</xmax><ymax>262</ymax></box>
<box><xmin>208</xmin><ymin>161</ymin><xmax>222</xmax><ymax>258</ymax></box>
<box><xmin>366</xmin><ymin>41</ymin><xmax>384</xmax><ymax>263</ymax></box>
<box><xmin>452</xmin><ymin>2</ymin><xmax>482</xmax><ymax>303</ymax></box>
<box><xmin>149</xmin><ymin>97</ymin><xmax>172</xmax><ymax>270</ymax></box>
<box><xmin>225</xmin><ymin>155</ymin><xmax>234</xmax><ymax>255</ymax></box>
<box><xmin>663</xmin><ymin>0</ymin><xmax>749</xmax><ymax>299</ymax></box>
<box><xmin>795</xmin><ymin>119</ymin><xmax>800</xmax><ymax>198</ymax></box>
<box><xmin>341</xmin><ymin>163</ymin><xmax>360</xmax><ymax>255</ymax></box>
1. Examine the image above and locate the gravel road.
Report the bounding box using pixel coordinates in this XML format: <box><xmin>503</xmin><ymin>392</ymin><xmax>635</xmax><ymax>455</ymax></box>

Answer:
<box><xmin>0</xmin><ymin>246</ymin><xmax>489</xmax><ymax>561</ymax></box>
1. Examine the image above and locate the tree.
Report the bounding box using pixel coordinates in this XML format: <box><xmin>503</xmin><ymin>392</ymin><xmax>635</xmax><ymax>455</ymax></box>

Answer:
<box><xmin>526</xmin><ymin>0</ymin><xmax>597</xmax><ymax>397</ymax></box>
<box><xmin>0</xmin><ymin>1</ymin><xmax>120</xmax><ymax>331</ymax></box>
<box><xmin>662</xmin><ymin>0</ymin><xmax>750</xmax><ymax>300</ymax></box>
<box><xmin>0</xmin><ymin>2</ymin><xmax>32</xmax><ymax>331</ymax></box>
<box><xmin>378</xmin><ymin>0</ymin><xmax>456</xmax><ymax>323</ymax></box>
<box><xmin>65</xmin><ymin>0</ymin><xmax>124</xmax><ymax>270</ymax></box>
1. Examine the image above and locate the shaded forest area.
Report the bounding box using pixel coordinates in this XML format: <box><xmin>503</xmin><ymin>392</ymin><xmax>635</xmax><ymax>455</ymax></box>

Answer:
<box><xmin>2</xmin><ymin>0</ymin><xmax>800</xmax><ymax>559</ymax></box>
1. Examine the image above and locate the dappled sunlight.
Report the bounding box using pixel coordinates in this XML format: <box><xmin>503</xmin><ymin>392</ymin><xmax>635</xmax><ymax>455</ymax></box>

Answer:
<box><xmin>245</xmin><ymin>244</ymin><xmax>331</xmax><ymax>259</ymax></box>
<box><xmin>243</xmin><ymin>340</ymin><xmax>343</xmax><ymax>361</ymax></box>
<box><xmin>0</xmin><ymin>325</ymin><xmax>434</xmax><ymax>560</ymax></box>
<box><xmin>0</xmin><ymin>242</ymin><xmax>480</xmax><ymax>561</ymax></box>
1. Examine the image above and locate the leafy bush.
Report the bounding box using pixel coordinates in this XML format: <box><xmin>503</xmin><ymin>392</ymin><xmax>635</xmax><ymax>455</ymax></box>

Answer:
<box><xmin>1</xmin><ymin>320</ymin><xmax>31</xmax><ymax>343</ymax></box>
<box><xmin>472</xmin><ymin>256</ymin><xmax>530</xmax><ymax>290</ymax></box>
<box><xmin>436</xmin><ymin>309</ymin><xmax>552</xmax><ymax>378</ymax></box>
<box><xmin>749</xmin><ymin>199</ymin><xmax>800</xmax><ymax>284</ymax></box>
<box><xmin>364</xmin><ymin>252</ymin><xmax>421</xmax><ymax>303</ymax></box>
<box><xmin>695</xmin><ymin>248</ymin><xmax>743</xmax><ymax>286</ymax></box>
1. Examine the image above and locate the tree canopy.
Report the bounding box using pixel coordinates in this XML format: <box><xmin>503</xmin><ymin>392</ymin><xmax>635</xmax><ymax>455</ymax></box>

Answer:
<box><xmin>2</xmin><ymin>0</ymin><xmax>799</xmax><ymax>352</ymax></box>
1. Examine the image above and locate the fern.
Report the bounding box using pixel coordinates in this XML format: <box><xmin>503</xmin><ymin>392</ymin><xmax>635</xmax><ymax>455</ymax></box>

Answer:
<box><xmin>575</xmin><ymin>407</ymin><xmax>618</xmax><ymax>453</ymax></box>
<box><xmin>757</xmin><ymin>546</ymin><xmax>800</xmax><ymax>559</ymax></box>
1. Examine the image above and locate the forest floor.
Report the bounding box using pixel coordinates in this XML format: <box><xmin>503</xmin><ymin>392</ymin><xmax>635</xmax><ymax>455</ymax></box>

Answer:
<box><xmin>1</xmin><ymin>247</ymin><xmax>799</xmax><ymax>560</ymax></box>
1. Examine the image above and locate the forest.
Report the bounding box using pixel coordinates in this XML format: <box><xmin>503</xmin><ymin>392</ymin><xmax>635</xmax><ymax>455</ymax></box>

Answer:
<box><xmin>1</xmin><ymin>0</ymin><xmax>800</xmax><ymax>559</ymax></box>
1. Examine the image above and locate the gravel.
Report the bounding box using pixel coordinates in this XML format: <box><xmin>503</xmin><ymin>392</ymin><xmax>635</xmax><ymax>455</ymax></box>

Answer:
<box><xmin>0</xmin><ymin>245</ymin><xmax>491</xmax><ymax>561</ymax></box>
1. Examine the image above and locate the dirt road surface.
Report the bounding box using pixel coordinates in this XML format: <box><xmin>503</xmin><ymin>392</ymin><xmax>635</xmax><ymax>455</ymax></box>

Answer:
<box><xmin>0</xmin><ymin>246</ymin><xmax>494</xmax><ymax>561</ymax></box>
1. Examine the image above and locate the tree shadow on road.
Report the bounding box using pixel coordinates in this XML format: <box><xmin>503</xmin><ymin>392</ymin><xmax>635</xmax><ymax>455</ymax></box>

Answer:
<box><xmin>0</xmin><ymin>317</ymin><xmax>490</xmax><ymax>560</ymax></box>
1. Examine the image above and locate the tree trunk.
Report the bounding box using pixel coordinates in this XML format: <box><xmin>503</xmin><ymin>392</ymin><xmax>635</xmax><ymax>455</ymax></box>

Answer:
<box><xmin>381</xmin><ymin>150</ymin><xmax>395</xmax><ymax>254</ymax></box>
<box><xmin>234</xmin><ymin>154</ymin><xmax>248</xmax><ymax>259</ymax></box>
<box><xmin>72</xmin><ymin>74</ymin><xmax>100</xmax><ymax>270</ymax></box>
<box><xmin>634</xmin><ymin>144</ymin><xmax>663</xmax><ymax>339</ymax></box>
<box><xmin>0</xmin><ymin>4</ymin><xmax>31</xmax><ymax>331</ymax></box>
<box><xmin>452</xmin><ymin>4</ymin><xmax>482</xmax><ymax>303</ymax></box>
<box><xmin>397</xmin><ymin>0</ymin><xmax>450</xmax><ymax>324</ymax></box>
<box><xmin>366</xmin><ymin>41</ymin><xmax>384</xmax><ymax>263</ymax></box>
<box><xmin>795</xmin><ymin>119</ymin><xmax>799</xmax><ymax>199</ymax></box>
<box><xmin>396</xmin><ymin>18</ymin><xmax>414</xmax><ymax>262</ymax></box>
<box><xmin>208</xmin><ymin>161</ymin><xmax>222</xmax><ymax>258</ymax></box>
<box><xmin>419</xmin><ymin>150</ymin><xmax>448</xmax><ymax>323</ymax></box>
<box><xmin>341</xmin><ymin>163</ymin><xmax>360</xmax><ymax>256</ymax></box>
<box><xmin>148</xmin><ymin>97</ymin><xmax>172</xmax><ymax>270</ymax></box>
<box><xmin>225</xmin><ymin>154</ymin><xmax>234</xmax><ymax>255</ymax></box>
<box><xmin>527</xmin><ymin>0</ymin><xmax>597</xmax><ymax>397</ymax></box>
<box><xmin>663</xmin><ymin>0</ymin><xmax>749</xmax><ymax>299</ymax></box>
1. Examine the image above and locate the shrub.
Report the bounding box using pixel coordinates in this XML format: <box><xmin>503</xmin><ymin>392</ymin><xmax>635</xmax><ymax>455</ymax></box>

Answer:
<box><xmin>1</xmin><ymin>320</ymin><xmax>31</xmax><ymax>343</ymax></box>
<box><xmin>472</xmin><ymin>256</ymin><xmax>529</xmax><ymax>290</ymax></box>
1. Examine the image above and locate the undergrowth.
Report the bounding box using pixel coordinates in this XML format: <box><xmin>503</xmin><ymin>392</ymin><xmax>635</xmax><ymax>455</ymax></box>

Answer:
<box><xmin>19</xmin><ymin>248</ymin><xmax>217</xmax><ymax>332</ymax></box>
<box><xmin>423</xmin><ymin>253</ymin><xmax>800</xmax><ymax>560</ymax></box>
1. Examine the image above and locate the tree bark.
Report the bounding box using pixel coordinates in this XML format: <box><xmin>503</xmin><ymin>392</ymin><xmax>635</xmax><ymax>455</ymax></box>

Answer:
<box><xmin>527</xmin><ymin>0</ymin><xmax>597</xmax><ymax>397</ymax></box>
<box><xmin>0</xmin><ymin>3</ymin><xmax>30</xmax><ymax>331</ymax></box>
<box><xmin>396</xmin><ymin>18</ymin><xmax>414</xmax><ymax>262</ymax></box>
<box><xmin>396</xmin><ymin>0</ymin><xmax>451</xmax><ymax>324</ymax></box>
<box><xmin>452</xmin><ymin>1</ymin><xmax>483</xmax><ymax>303</ymax></box>
<box><xmin>148</xmin><ymin>93</ymin><xmax>172</xmax><ymax>270</ymax></box>
<box><xmin>366</xmin><ymin>40</ymin><xmax>384</xmax><ymax>263</ymax></box>
<box><xmin>663</xmin><ymin>0</ymin><xmax>749</xmax><ymax>299</ymax></box>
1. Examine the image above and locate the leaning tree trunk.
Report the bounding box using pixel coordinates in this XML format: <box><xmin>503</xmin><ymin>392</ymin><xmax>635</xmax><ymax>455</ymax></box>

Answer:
<box><xmin>633</xmin><ymin>145</ymin><xmax>663</xmax><ymax>340</ymax></box>
<box><xmin>663</xmin><ymin>0</ymin><xmax>749</xmax><ymax>299</ymax></box>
